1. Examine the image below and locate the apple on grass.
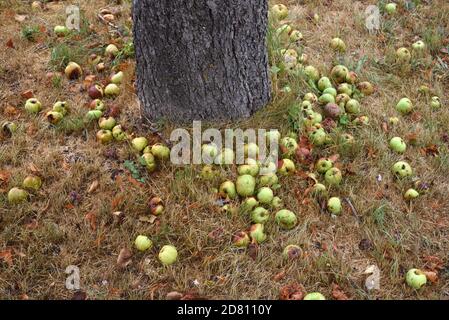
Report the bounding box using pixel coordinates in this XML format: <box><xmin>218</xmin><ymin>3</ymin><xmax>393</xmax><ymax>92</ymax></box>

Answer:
<box><xmin>233</xmin><ymin>231</ymin><xmax>250</xmax><ymax>248</ymax></box>
<box><xmin>257</xmin><ymin>187</ymin><xmax>274</xmax><ymax>204</ymax></box>
<box><xmin>404</xmin><ymin>188</ymin><xmax>419</xmax><ymax>200</ymax></box>
<box><xmin>392</xmin><ymin>161</ymin><xmax>413</xmax><ymax>178</ymax></box>
<box><xmin>304</xmin><ymin>92</ymin><xmax>318</xmax><ymax>103</ymax></box>
<box><xmin>237</xmin><ymin>163</ymin><xmax>259</xmax><ymax>177</ymax></box>
<box><xmin>280</xmin><ymin>137</ymin><xmax>298</xmax><ymax>156</ymax></box>
<box><xmin>282</xmin><ymin>245</ymin><xmax>302</xmax><ymax>260</ymax></box>
<box><xmin>412</xmin><ymin>40</ymin><xmax>426</xmax><ymax>53</ymax></box>
<box><xmin>151</xmin><ymin>144</ymin><xmax>171</xmax><ymax>161</ymax></box>
<box><xmin>2</xmin><ymin>122</ymin><xmax>18</xmax><ymax>136</ymax></box>
<box><xmin>330</xmin><ymin>65</ymin><xmax>349</xmax><ymax>84</ymax></box>
<box><xmin>90</xmin><ymin>99</ymin><xmax>105</xmax><ymax>111</ymax></box>
<box><xmin>271</xmin><ymin>196</ymin><xmax>283</xmax><ymax>209</ymax></box>
<box><xmin>309</xmin><ymin>128</ymin><xmax>327</xmax><ymax>146</ymax></box>
<box><xmin>46</xmin><ymin>111</ymin><xmax>63</xmax><ymax>125</ymax></box>
<box><xmin>220</xmin><ymin>180</ymin><xmax>237</xmax><ymax>200</ymax></box>
<box><xmin>25</xmin><ymin>98</ymin><xmax>42</xmax><ymax>114</ymax></box>
<box><xmin>158</xmin><ymin>245</ymin><xmax>178</xmax><ymax>265</ymax></box>
<box><xmin>251</xmin><ymin>207</ymin><xmax>270</xmax><ymax>224</ymax></box>
<box><xmin>54</xmin><ymin>25</ymin><xmax>69</xmax><ymax>37</ymax></box>
<box><xmin>304</xmin><ymin>65</ymin><xmax>320</xmax><ymax>82</ymax></box>
<box><xmin>327</xmin><ymin>197</ymin><xmax>342</xmax><ymax>214</ymax></box>
<box><xmin>357</xmin><ymin>81</ymin><xmax>374</xmax><ymax>96</ymax></box>
<box><xmin>278</xmin><ymin>159</ymin><xmax>295</xmax><ymax>175</ymax></box>
<box><xmin>85</xmin><ymin>110</ymin><xmax>103</xmax><ymax>121</ymax></box>
<box><xmin>244</xmin><ymin>143</ymin><xmax>259</xmax><ymax>160</ymax></box>
<box><xmin>132</xmin><ymin>137</ymin><xmax>148</xmax><ymax>152</ymax></box>
<box><xmin>345</xmin><ymin>99</ymin><xmax>361</xmax><ymax>114</ymax></box>
<box><xmin>275</xmin><ymin>209</ymin><xmax>297</xmax><ymax>229</ymax></box>
<box><xmin>396</xmin><ymin>48</ymin><xmax>411</xmax><ymax>64</ymax></box>
<box><xmin>135</xmin><ymin>235</ymin><xmax>152</xmax><ymax>252</ymax></box>
<box><xmin>22</xmin><ymin>175</ymin><xmax>42</xmax><ymax>191</ymax></box>
<box><xmin>110</xmin><ymin>71</ymin><xmax>124</xmax><ymax>85</ymax></box>
<box><xmin>430</xmin><ymin>96</ymin><xmax>441</xmax><ymax>109</ymax></box>
<box><xmin>317</xmin><ymin>77</ymin><xmax>333</xmax><ymax>92</ymax></box>
<box><xmin>98</xmin><ymin>117</ymin><xmax>116</xmax><ymax>130</ymax></box>
<box><xmin>105</xmin><ymin>44</ymin><xmax>119</xmax><ymax>57</ymax></box>
<box><xmin>270</xmin><ymin>4</ymin><xmax>288</xmax><ymax>20</ymax></box>
<box><xmin>88</xmin><ymin>84</ymin><xmax>104</xmax><ymax>99</ymax></box>
<box><xmin>96</xmin><ymin>129</ymin><xmax>113</xmax><ymax>144</ymax></box>
<box><xmin>112</xmin><ymin>125</ymin><xmax>127</xmax><ymax>141</ymax></box>
<box><xmin>337</xmin><ymin>83</ymin><xmax>352</xmax><ymax>96</ymax></box>
<box><xmin>405</xmin><ymin>269</ymin><xmax>427</xmax><ymax>289</ymax></box>
<box><xmin>149</xmin><ymin>197</ymin><xmax>164</xmax><ymax>215</ymax></box>
<box><xmin>304</xmin><ymin>292</ymin><xmax>326</xmax><ymax>300</ymax></box>
<box><xmin>104</xmin><ymin>83</ymin><xmax>120</xmax><ymax>97</ymax></box>
<box><xmin>242</xmin><ymin>197</ymin><xmax>259</xmax><ymax>211</ymax></box>
<box><xmin>65</xmin><ymin>62</ymin><xmax>82</xmax><ymax>80</ymax></box>
<box><xmin>385</xmin><ymin>3</ymin><xmax>397</xmax><ymax>14</ymax></box>
<box><xmin>249</xmin><ymin>223</ymin><xmax>267</xmax><ymax>243</ymax></box>
<box><xmin>141</xmin><ymin>153</ymin><xmax>157</xmax><ymax>172</ymax></box>
<box><xmin>325</xmin><ymin>168</ymin><xmax>342</xmax><ymax>186</ymax></box>
<box><xmin>8</xmin><ymin>187</ymin><xmax>28</xmax><ymax>204</ymax></box>
<box><xmin>236</xmin><ymin>175</ymin><xmax>256</xmax><ymax>197</ymax></box>
<box><xmin>200</xmin><ymin>165</ymin><xmax>216</xmax><ymax>180</ymax></box>
<box><xmin>52</xmin><ymin>101</ymin><xmax>69</xmax><ymax>115</ymax></box>
<box><xmin>316</xmin><ymin>158</ymin><xmax>333</xmax><ymax>174</ymax></box>
<box><xmin>389</xmin><ymin>137</ymin><xmax>406</xmax><ymax>153</ymax></box>
<box><xmin>330</xmin><ymin>37</ymin><xmax>346</xmax><ymax>52</ymax></box>
<box><xmin>396</xmin><ymin>98</ymin><xmax>413</xmax><ymax>114</ymax></box>
<box><xmin>202</xmin><ymin>143</ymin><xmax>219</xmax><ymax>163</ymax></box>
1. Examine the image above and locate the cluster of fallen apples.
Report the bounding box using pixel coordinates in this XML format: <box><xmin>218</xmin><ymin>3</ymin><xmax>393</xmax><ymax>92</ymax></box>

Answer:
<box><xmin>3</xmin><ymin>2</ymin><xmax>442</xmax><ymax>296</ymax></box>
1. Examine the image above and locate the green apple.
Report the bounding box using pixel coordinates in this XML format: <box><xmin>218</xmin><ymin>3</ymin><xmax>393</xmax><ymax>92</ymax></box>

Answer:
<box><xmin>282</xmin><ymin>244</ymin><xmax>302</xmax><ymax>260</ymax></box>
<box><xmin>304</xmin><ymin>65</ymin><xmax>320</xmax><ymax>82</ymax></box>
<box><xmin>327</xmin><ymin>197</ymin><xmax>342</xmax><ymax>214</ymax></box>
<box><xmin>134</xmin><ymin>235</ymin><xmax>152</xmax><ymax>252</ymax></box>
<box><xmin>105</xmin><ymin>44</ymin><xmax>119</xmax><ymax>57</ymax></box>
<box><xmin>309</xmin><ymin>128</ymin><xmax>327</xmax><ymax>146</ymax></box>
<box><xmin>52</xmin><ymin>101</ymin><xmax>69</xmax><ymax>115</ymax></box>
<box><xmin>90</xmin><ymin>99</ymin><xmax>106</xmax><ymax>111</ymax></box>
<box><xmin>392</xmin><ymin>161</ymin><xmax>413</xmax><ymax>178</ymax></box>
<box><xmin>336</xmin><ymin>93</ymin><xmax>350</xmax><ymax>108</ymax></box>
<box><xmin>251</xmin><ymin>207</ymin><xmax>270</xmax><ymax>224</ymax></box>
<box><xmin>385</xmin><ymin>3</ymin><xmax>397</xmax><ymax>14</ymax></box>
<box><xmin>389</xmin><ymin>117</ymin><xmax>400</xmax><ymax>125</ymax></box>
<box><xmin>389</xmin><ymin>137</ymin><xmax>406</xmax><ymax>153</ymax></box>
<box><xmin>357</xmin><ymin>81</ymin><xmax>374</xmax><ymax>96</ymax></box>
<box><xmin>151</xmin><ymin>144</ymin><xmax>171</xmax><ymax>161</ymax></box>
<box><xmin>318</xmin><ymin>77</ymin><xmax>332</xmax><ymax>92</ymax></box>
<box><xmin>318</xmin><ymin>93</ymin><xmax>335</xmax><ymax>105</ymax></box>
<box><xmin>202</xmin><ymin>143</ymin><xmax>219</xmax><ymax>162</ymax></box>
<box><xmin>330</xmin><ymin>37</ymin><xmax>346</xmax><ymax>52</ymax></box>
<box><xmin>200</xmin><ymin>165</ymin><xmax>216</xmax><ymax>180</ymax></box>
<box><xmin>64</xmin><ymin>62</ymin><xmax>82</xmax><ymax>80</ymax></box>
<box><xmin>345</xmin><ymin>99</ymin><xmax>361</xmax><ymax>114</ymax></box>
<box><xmin>340</xmin><ymin>133</ymin><xmax>355</xmax><ymax>146</ymax></box>
<box><xmin>316</xmin><ymin>158</ymin><xmax>333</xmax><ymax>174</ymax></box>
<box><xmin>1</xmin><ymin>121</ymin><xmax>18</xmax><ymax>136</ymax></box>
<box><xmin>8</xmin><ymin>187</ymin><xmax>28</xmax><ymax>204</ymax></box>
<box><xmin>98</xmin><ymin>117</ymin><xmax>116</xmax><ymax>130</ymax></box>
<box><xmin>412</xmin><ymin>40</ymin><xmax>426</xmax><ymax>53</ymax></box>
<box><xmin>277</xmin><ymin>25</ymin><xmax>293</xmax><ymax>41</ymax></box>
<box><xmin>271</xmin><ymin>4</ymin><xmax>289</xmax><ymax>20</ymax></box>
<box><xmin>85</xmin><ymin>110</ymin><xmax>103</xmax><ymax>121</ymax></box>
<box><xmin>54</xmin><ymin>25</ymin><xmax>69</xmax><ymax>37</ymax></box>
<box><xmin>330</xmin><ymin>65</ymin><xmax>349</xmax><ymax>83</ymax></box>
<box><xmin>22</xmin><ymin>175</ymin><xmax>42</xmax><ymax>191</ymax></box>
<box><xmin>304</xmin><ymin>92</ymin><xmax>318</xmax><ymax>103</ymax></box>
<box><xmin>233</xmin><ymin>231</ymin><xmax>250</xmax><ymax>248</ymax></box>
<box><xmin>280</xmin><ymin>137</ymin><xmax>298</xmax><ymax>157</ymax></box>
<box><xmin>304</xmin><ymin>292</ymin><xmax>326</xmax><ymax>300</ymax></box>
<box><xmin>24</xmin><ymin>98</ymin><xmax>42</xmax><ymax>114</ymax></box>
<box><xmin>249</xmin><ymin>223</ymin><xmax>267</xmax><ymax>243</ymax></box>
<box><xmin>259</xmin><ymin>173</ymin><xmax>279</xmax><ymax>187</ymax></box>
<box><xmin>337</xmin><ymin>83</ymin><xmax>352</xmax><ymax>96</ymax></box>
<box><xmin>396</xmin><ymin>47</ymin><xmax>411</xmax><ymax>64</ymax></box>
<box><xmin>312</xmin><ymin>183</ymin><xmax>327</xmax><ymax>195</ymax></box>
<box><xmin>110</xmin><ymin>71</ymin><xmax>124</xmax><ymax>85</ymax></box>
<box><xmin>220</xmin><ymin>180</ymin><xmax>237</xmax><ymax>199</ymax></box>
<box><xmin>45</xmin><ymin>111</ymin><xmax>63</xmax><ymax>125</ymax></box>
<box><xmin>236</xmin><ymin>175</ymin><xmax>256</xmax><ymax>197</ymax></box>
<box><xmin>158</xmin><ymin>245</ymin><xmax>178</xmax><ymax>265</ymax></box>
<box><xmin>132</xmin><ymin>137</ymin><xmax>148</xmax><ymax>152</ymax></box>
<box><xmin>242</xmin><ymin>197</ymin><xmax>259</xmax><ymax>211</ymax></box>
<box><xmin>265</xmin><ymin>130</ymin><xmax>281</xmax><ymax>144</ymax></box>
<box><xmin>396</xmin><ymin>97</ymin><xmax>413</xmax><ymax>114</ymax></box>
<box><xmin>325</xmin><ymin>168</ymin><xmax>342</xmax><ymax>186</ymax></box>
<box><xmin>345</xmin><ymin>71</ymin><xmax>358</xmax><ymax>84</ymax></box>
<box><xmin>278</xmin><ymin>158</ymin><xmax>296</xmax><ymax>175</ymax></box>
<box><xmin>404</xmin><ymin>188</ymin><xmax>419</xmax><ymax>200</ymax></box>
<box><xmin>405</xmin><ymin>268</ymin><xmax>427</xmax><ymax>289</ymax></box>
<box><xmin>322</xmin><ymin>87</ymin><xmax>337</xmax><ymax>98</ymax></box>
<box><xmin>271</xmin><ymin>196</ymin><xmax>283</xmax><ymax>209</ymax></box>
<box><xmin>141</xmin><ymin>152</ymin><xmax>157</xmax><ymax>172</ymax></box>
<box><xmin>275</xmin><ymin>209</ymin><xmax>297</xmax><ymax>229</ymax></box>
<box><xmin>112</xmin><ymin>125</ymin><xmax>127</xmax><ymax>141</ymax></box>
<box><xmin>303</xmin><ymin>112</ymin><xmax>322</xmax><ymax>128</ymax></box>
<box><xmin>289</xmin><ymin>30</ymin><xmax>303</xmax><ymax>42</ymax></box>
<box><xmin>430</xmin><ymin>96</ymin><xmax>441</xmax><ymax>109</ymax></box>
<box><xmin>244</xmin><ymin>143</ymin><xmax>259</xmax><ymax>159</ymax></box>
<box><xmin>221</xmin><ymin>204</ymin><xmax>237</xmax><ymax>215</ymax></box>
<box><xmin>257</xmin><ymin>187</ymin><xmax>274</xmax><ymax>204</ymax></box>
<box><xmin>418</xmin><ymin>85</ymin><xmax>430</xmax><ymax>94</ymax></box>
<box><xmin>96</xmin><ymin>129</ymin><xmax>113</xmax><ymax>144</ymax></box>
<box><xmin>104</xmin><ymin>83</ymin><xmax>120</xmax><ymax>97</ymax></box>
<box><xmin>237</xmin><ymin>162</ymin><xmax>259</xmax><ymax>177</ymax></box>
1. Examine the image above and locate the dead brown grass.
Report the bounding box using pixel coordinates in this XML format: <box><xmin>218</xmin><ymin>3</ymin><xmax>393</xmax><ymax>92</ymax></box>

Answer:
<box><xmin>1</xmin><ymin>0</ymin><xmax>449</xmax><ymax>300</ymax></box>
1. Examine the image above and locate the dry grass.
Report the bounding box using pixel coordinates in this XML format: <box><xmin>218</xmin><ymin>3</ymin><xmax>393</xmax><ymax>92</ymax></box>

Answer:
<box><xmin>1</xmin><ymin>0</ymin><xmax>449</xmax><ymax>300</ymax></box>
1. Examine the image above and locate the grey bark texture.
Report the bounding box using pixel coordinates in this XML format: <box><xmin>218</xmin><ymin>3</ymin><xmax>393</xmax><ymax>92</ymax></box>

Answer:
<box><xmin>133</xmin><ymin>0</ymin><xmax>271</xmax><ymax>123</ymax></box>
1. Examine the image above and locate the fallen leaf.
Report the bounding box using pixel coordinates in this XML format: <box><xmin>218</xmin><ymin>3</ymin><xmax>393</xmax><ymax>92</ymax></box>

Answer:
<box><xmin>423</xmin><ymin>270</ymin><xmax>438</xmax><ymax>283</ymax></box>
<box><xmin>116</xmin><ymin>248</ymin><xmax>133</xmax><ymax>269</ymax></box>
<box><xmin>0</xmin><ymin>249</ymin><xmax>13</xmax><ymax>266</ymax></box>
<box><xmin>248</xmin><ymin>242</ymin><xmax>259</xmax><ymax>260</ymax></box>
<box><xmin>279</xmin><ymin>283</ymin><xmax>304</xmax><ymax>300</ymax></box>
<box><xmin>14</xmin><ymin>14</ymin><xmax>27</xmax><ymax>22</ymax></box>
<box><xmin>332</xmin><ymin>283</ymin><xmax>349</xmax><ymax>300</ymax></box>
<box><xmin>423</xmin><ymin>255</ymin><xmax>444</xmax><ymax>271</ymax></box>
<box><xmin>166</xmin><ymin>291</ymin><xmax>183</xmax><ymax>300</ymax></box>
<box><xmin>207</xmin><ymin>227</ymin><xmax>224</xmax><ymax>240</ymax></box>
<box><xmin>84</xmin><ymin>212</ymin><xmax>96</xmax><ymax>231</ymax></box>
<box><xmin>3</xmin><ymin>105</ymin><xmax>18</xmax><ymax>116</ymax></box>
<box><xmin>6</xmin><ymin>38</ymin><xmax>14</xmax><ymax>48</ymax></box>
<box><xmin>272</xmin><ymin>271</ymin><xmax>286</xmax><ymax>282</ymax></box>
<box><xmin>20</xmin><ymin>90</ymin><xmax>33</xmax><ymax>99</ymax></box>
<box><xmin>0</xmin><ymin>170</ymin><xmax>11</xmax><ymax>187</ymax></box>
<box><xmin>71</xmin><ymin>291</ymin><xmax>87</xmax><ymax>300</ymax></box>
<box><xmin>87</xmin><ymin>180</ymin><xmax>99</xmax><ymax>194</ymax></box>
<box><xmin>139</xmin><ymin>215</ymin><xmax>157</xmax><ymax>223</ymax></box>
<box><xmin>421</xmin><ymin>144</ymin><xmax>439</xmax><ymax>157</ymax></box>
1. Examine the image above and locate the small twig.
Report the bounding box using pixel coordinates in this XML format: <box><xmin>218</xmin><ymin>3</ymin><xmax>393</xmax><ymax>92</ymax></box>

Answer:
<box><xmin>344</xmin><ymin>197</ymin><xmax>361</xmax><ymax>224</ymax></box>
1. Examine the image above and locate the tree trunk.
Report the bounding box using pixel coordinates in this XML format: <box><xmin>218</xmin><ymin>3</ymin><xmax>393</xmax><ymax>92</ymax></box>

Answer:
<box><xmin>133</xmin><ymin>0</ymin><xmax>271</xmax><ymax>123</ymax></box>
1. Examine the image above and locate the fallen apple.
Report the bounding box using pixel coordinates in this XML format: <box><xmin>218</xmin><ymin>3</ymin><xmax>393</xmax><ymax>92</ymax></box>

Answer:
<box><xmin>244</xmin><ymin>143</ymin><xmax>259</xmax><ymax>160</ymax></box>
<box><xmin>200</xmin><ymin>165</ymin><xmax>216</xmax><ymax>180</ymax></box>
<box><xmin>389</xmin><ymin>117</ymin><xmax>400</xmax><ymax>125</ymax></box>
<box><xmin>404</xmin><ymin>188</ymin><xmax>419</xmax><ymax>200</ymax></box>
<box><xmin>265</xmin><ymin>130</ymin><xmax>281</xmax><ymax>144</ymax></box>
<box><xmin>337</xmin><ymin>83</ymin><xmax>352</xmax><ymax>96</ymax></box>
<box><xmin>98</xmin><ymin>117</ymin><xmax>116</xmax><ymax>130</ymax></box>
<box><xmin>412</xmin><ymin>40</ymin><xmax>426</xmax><ymax>53</ymax></box>
<box><xmin>215</xmin><ymin>148</ymin><xmax>235</xmax><ymax>165</ymax></box>
<box><xmin>24</xmin><ymin>98</ymin><xmax>42</xmax><ymax>114</ymax></box>
<box><xmin>327</xmin><ymin>197</ymin><xmax>342</xmax><ymax>214</ymax></box>
<box><xmin>318</xmin><ymin>77</ymin><xmax>333</xmax><ymax>92</ymax></box>
<box><xmin>330</xmin><ymin>37</ymin><xmax>346</xmax><ymax>52</ymax></box>
<box><xmin>104</xmin><ymin>83</ymin><xmax>120</xmax><ymax>97</ymax></box>
<box><xmin>233</xmin><ymin>231</ymin><xmax>250</xmax><ymax>248</ymax></box>
<box><xmin>430</xmin><ymin>96</ymin><xmax>441</xmax><ymax>109</ymax></box>
<box><xmin>289</xmin><ymin>30</ymin><xmax>303</xmax><ymax>42</ymax></box>
<box><xmin>96</xmin><ymin>129</ymin><xmax>113</xmax><ymax>144</ymax></box>
<box><xmin>141</xmin><ymin>152</ymin><xmax>157</xmax><ymax>172</ymax></box>
<box><xmin>1</xmin><ymin>122</ymin><xmax>18</xmax><ymax>136</ymax></box>
<box><xmin>90</xmin><ymin>99</ymin><xmax>106</xmax><ymax>111</ymax></box>
<box><xmin>330</xmin><ymin>65</ymin><xmax>349</xmax><ymax>84</ymax></box>
<box><xmin>257</xmin><ymin>187</ymin><xmax>274</xmax><ymax>204</ymax></box>
<box><xmin>158</xmin><ymin>245</ymin><xmax>178</xmax><ymax>265</ymax></box>
<box><xmin>303</xmin><ymin>92</ymin><xmax>318</xmax><ymax>103</ymax></box>
<box><xmin>304</xmin><ymin>65</ymin><xmax>320</xmax><ymax>82</ymax></box>
<box><xmin>345</xmin><ymin>71</ymin><xmax>358</xmax><ymax>84</ymax></box>
<box><xmin>88</xmin><ymin>84</ymin><xmax>104</xmax><ymax>99</ymax></box>
<box><xmin>238</xmin><ymin>162</ymin><xmax>259</xmax><ymax>177</ymax></box>
<box><xmin>396</xmin><ymin>97</ymin><xmax>413</xmax><ymax>114</ymax></box>
<box><xmin>112</xmin><ymin>125</ymin><xmax>127</xmax><ymax>141</ymax></box>
<box><xmin>258</xmin><ymin>173</ymin><xmax>279</xmax><ymax>187</ymax></box>
<box><xmin>134</xmin><ymin>235</ymin><xmax>152</xmax><ymax>252</ymax></box>
<box><xmin>340</xmin><ymin>133</ymin><xmax>355</xmax><ymax>146</ymax></box>
<box><xmin>149</xmin><ymin>197</ymin><xmax>164</xmax><ymax>215</ymax></box>
<box><xmin>242</xmin><ymin>197</ymin><xmax>259</xmax><ymax>211</ymax></box>
<box><xmin>110</xmin><ymin>71</ymin><xmax>124</xmax><ymax>85</ymax></box>
<box><xmin>389</xmin><ymin>137</ymin><xmax>406</xmax><ymax>153</ymax></box>
<box><xmin>54</xmin><ymin>25</ymin><xmax>69</xmax><ymax>37</ymax></box>
<box><xmin>271</xmin><ymin>4</ymin><xmax>289</xmax><ymax>20</ymax></box>
<box><xmin>352</xmin><ymin>115</ymin><xmax>369</xmax><ymax>125</ymax></box>
<box><xmin>385</xmin><ymin>2</ymin><xmax>397</xmax><ymax>14</ymax></box>
<box><xmin>249</xmin><ymin>223</ymin><xmax>267</xmax><ymax>243</ymax></box>
<box><xmin>271</xmin><ymin>196</ymin><xmax>283</xmax><ymax>209</ymax></box>
<box><xmin>220</xmin><ymin>180</ymin><xmax>237</xmax><ymax>199</ymax></box>
<box><xmin>318</xmin><ymin>93</ymin><xmax>335</xmax><ymax>105</ymax></box>
<box><xmin>323</xmin><ymin>103</ymin><xmax>341</xmax><ymax>119</ymax></box>
<box><xmin>202</xmin><ymin>143</ymin><xmax>219</xmax><ymax>163</ymax></box>
<box><xmin>236</xmin><ymin>174</ymin><xmax>256</xmax><ymax>197</ymax></box>
<box><xmin>280</xmin><ymin>137</ymin><xmax>298</xmax><ymax>157</ymax></box>
<box><xmin>7</xmin><ymin>187</ymin><xmax>28</xmax><ymax>204</ymax></box>
<box><xmin>105</xmin><ymin>44</ymin><xmax>119</xmax><ymax>57</ymax></box>
<box><xmin>65</xmin><ymin>62</ymin><xmax>82</xmax><ymax>80</ymax></box>
<box><xmin>151</xmin><ymin>144</ymin><xmax>171</xmax><ymax>161</ymax></box>
<box><xmin>316</xmin><ymin>158</ymin><xmax>333</xmax><ymax>174</ymax></box>
<box><xmin>278</xmin><ymin>159</ymin><xmax>296</xmax><ymax>175</ymax></box>
<box><xmin>132</xmin><ymin>137</ymin><xmax>148</xmax><ymax>152</ymax></box>
<box><xmin>85</xmin><ymin>110</ymin><xmax>103</xmax><ymax>121</ymax></box>
<box><xmin>45</xmin><ymin>111</ymin><xmax>63</xmax><ymax>125</ymax></box>
<box><xmin>405</xmin><ymin>268</ymin><xmax>427</xmax><ymax>289</ymax></box>
<box><xmin>322</xmin><ymin>87</ymin><xmax>337</xmax><ymax>98</ymax></box>
<box><xmin>392</xmin><ymin>161</ymin><xmax>413</xmax><ymax>178</ymax></box>
<box><xmin>312</xmin><ymin>183</ymin><xmax>327</xmax><ymax>195</ymax></box>
<box><xmin>52</xmin><ymin>101</ymin><xmax>69</xmax><ymax>116</ymax></box>
<box><xmin>396</xmin><ymin>47</ymin><xmax>411</xmax><ymax>64</ymax></box>
<box><xmin>309</xmin><ymin>128</ymin><xmax>327</xmax><ymax>146</ymax></box>
<box><xmin>336</xmin><ymin>93</ymin><xmax>350</xmax><ymax>108</ymax></box>
<box><xmin>251</xmin><ymin>207</ymin><xmax>270</xmax><ymax>224</ymax></box>
<box><xmin>282</xmin><ymin>244</ymin><xmax>302</xmax><ymax>260</ymax></box>
<box><xmin>345</xmin><ymin>99</ymin><xmax>361</xmax><ymax>114</ymax></box>
<box><xmin>357</xmin><ymin>81</ymin><xmax>374</xmax><ymax>96</ymax></box>
<box><xmin>304</xmin><ymin>292</ymin><xmax>326</xmax><ymax>300</ymax></box>
<box><xmin>325</xmin><ymin>167</ymin><xmax>342</xmax><ymax>185</ymax></box>
<box><xmin>275</xmin><ymin>209</ymin><xmax>297</xmax><ymax>229</ymax></box>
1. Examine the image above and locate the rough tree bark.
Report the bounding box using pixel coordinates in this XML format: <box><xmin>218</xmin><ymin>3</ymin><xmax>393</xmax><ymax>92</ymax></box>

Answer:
<box><xmin>133</xmin><ymin>0</ymin><xmax>270</xmax><ymax>123</ymax></box>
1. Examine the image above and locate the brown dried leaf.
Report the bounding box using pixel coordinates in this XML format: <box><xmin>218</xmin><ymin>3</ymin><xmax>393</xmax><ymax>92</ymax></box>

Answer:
<box><xmin>248</xmin><ymin>242</ymin><xmax>258</xmax><ymax>260</ymax></box>
<box><xmin>423</xmin><ymin>270</ymin><xmax>438</xmax><ymax>283</ymax></box>
<box><xmin>166</xmin><ymin>291</ymin><xmax>184</xmax><ymax>300</ymax></box>
<box><xmin>14</xmin><ymin>14</ymin><xmax>27</xmax><ymax>22</ymax></box>
<box><xmin>279</xmin><ymin>283</ymin><xmax>304</xmax><ymax>300</ymax></box>
<box><xmin>84</xmin><ymin>212</ymin><xmax>96</xmax><ymax>231</ymax></box>
<box><xmin>272</xmin><ymin>270</ymin><xmax>286</xmax><ymax>282</ymax></box>
<box><xmin>332</xmin><ymin>283</ymin><xmax>349</xmax><ymax>300</ymax></box>
<box><xmin>0</xmin><ymin>249</ymin><xmax>13</xmax><ymax>266</ymax></box>
<box><xmin>87</xmin><ymin>180</ymin><xmax>99</xmax><ymax>194</ymax></box>
<box><xmin>116</xmin><ymin>248</ymin><xmax>133</xmax><ymax>269</ymax></box>
<box><xmin>6</xmin><ymin>38</ymin><xmax>14</xmax><ymax>48</ymax></box>
<box><xmin>20</xmin><ymin>90</ymin><xmax>33</xmax><ymax>99</ymax></box>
